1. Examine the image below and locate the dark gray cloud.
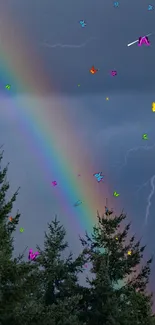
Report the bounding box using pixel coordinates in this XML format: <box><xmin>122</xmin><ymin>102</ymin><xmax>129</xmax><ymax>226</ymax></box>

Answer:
<box><xmin>0</xmin><ymin>93</ymin><xmax>155</xmax><ymax>253</ymax></box>
<box><xmin>0</xmin><ymin>0</ymin><xmax>155</xmax><ymax>306</ymax></box>
<box><xmin>1</xmin><ymin>0</ymin><xmax>155</xmax><ymax>94</ymax></box>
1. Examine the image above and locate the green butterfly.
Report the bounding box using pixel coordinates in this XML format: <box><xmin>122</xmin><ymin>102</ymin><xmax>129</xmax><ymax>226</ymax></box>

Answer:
<box><xmin>142</xmin><ymin>134</ymin><xmax>148</xmax><ymax>140</ymax></box>
<box><xmin>113</xmin><ymin>191</ymin><xmax>120</xmax><ymax>197</ymax></box>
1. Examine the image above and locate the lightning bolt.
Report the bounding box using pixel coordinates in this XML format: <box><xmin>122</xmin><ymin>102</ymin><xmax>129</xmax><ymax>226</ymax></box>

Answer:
<box><xmin>145</xmin><ymin>175</ymin><xmax>155</xmax><ymax>225</ymax></box>
<box><xmin>119</xmin><ymin>144</ymin><xmax>155</xmax><ymax>171</ymax></box>
<box><xmin>41</xmin><ymin>37</ymin><xmax>96</xmax><ymax>49</ymax></box>
<box><xmin>117</xmin><ymin>143</ymin><xmax>155</xmax><ymax>227</ymax></box>
<box><xmin>135</xmin><ymin>179</ymin><xmax>150</xmax><ymax>194</ymax></box>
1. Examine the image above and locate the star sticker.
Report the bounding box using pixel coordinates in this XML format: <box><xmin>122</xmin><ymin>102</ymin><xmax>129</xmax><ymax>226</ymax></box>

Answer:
<box><xmin>93</xmin><ymin>172</ymin><xmax>104</xmax><ymax>182</ymax></box>
<box><xmin>20</xmin><ymin>227</ymin><xmax>24</xmax><ymax>233</ymax></box>
<box><xmin>127</xmin><ymin>250</ymin><xmax>132</xmax><ymax>255</ymax></box>
<box><xmin>106</xmin><ymin>97</ymin><xmax>109</xmax><ymax>100</ymax></box>
<box><xmin>152</xmin><ymin>102</ymin><xmax>155</xmax><ymax>112</ymax></box>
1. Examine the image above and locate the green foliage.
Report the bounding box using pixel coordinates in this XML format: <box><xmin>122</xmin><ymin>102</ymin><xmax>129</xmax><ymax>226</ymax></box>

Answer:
<box><xmin>0</xmin><ymin>150</ymin><xmax>155</xmax><ymax>325</ymax></box>
<box><xmin>35</xmin><ymin>217</ymin><xmax>86</xmax><ymax>324</ymax></box>
<box><xmin>0</xmin><ymin>151</ymin><xmax>40</xmax><ymax>325</ymax></box>
<box><xmin>80</xmin><ymin>211</ymin><xmax>155</xmax><ymax>324</ymax></box>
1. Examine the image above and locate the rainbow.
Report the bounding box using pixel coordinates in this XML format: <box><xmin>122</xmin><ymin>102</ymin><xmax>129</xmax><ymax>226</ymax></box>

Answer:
<box><xmin>0</xmin><ymin>7</ymin><xmax>114</xmax><ymax>238</ymax></box>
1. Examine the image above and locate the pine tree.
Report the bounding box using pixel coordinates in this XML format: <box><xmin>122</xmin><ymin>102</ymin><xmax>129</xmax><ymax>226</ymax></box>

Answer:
<box><xmin>0</xmin><ymin>150</ymin><xmax>40</xmax><ymax>325</ymax></box>
<box><xmin>80</xmin><ymin>209</ymin><xmax>155</xmax><ymax>325</ymax></box>
<box><xmin>35</xmin><ymin>217</ymin><xmax>86</xmax><ymax>325</ymax></box>
<box><xmin>1</xmin><ymin>145</ymin><xmax>155</xmax><ymax>325</ymax></box>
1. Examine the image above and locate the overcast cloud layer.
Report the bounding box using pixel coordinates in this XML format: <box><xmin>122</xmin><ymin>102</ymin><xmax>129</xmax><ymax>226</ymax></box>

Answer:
<box><xmin>1</xmin><ymin>0</ymin><xmax>155</xmax><ymax>94</ymax></box>
<box><xmin>0</xmin><ymin>0</ymin><xmax>155</xmax><ymax>305</ymax></box>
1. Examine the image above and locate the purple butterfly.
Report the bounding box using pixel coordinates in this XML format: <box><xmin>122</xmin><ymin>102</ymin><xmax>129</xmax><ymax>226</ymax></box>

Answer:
<box><xmin>138</xmin><ymin>36</ymin><xmax>150</xmax><ymax>46</ymax></box>
<box><xmin>28</xmin><ymin>249</ymin><xmax>39</xmax><ymax>261</ymax></box>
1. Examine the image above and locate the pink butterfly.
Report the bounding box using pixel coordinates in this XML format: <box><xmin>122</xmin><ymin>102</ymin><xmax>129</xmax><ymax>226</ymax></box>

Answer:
<box><xmin>28</xmin><ymin>249</ymin><xmax>39</xmax><ymax>261</ymax></box>
<box><xmin>138</xmin><ymin>36</ymin><xmax>150</xmax><ymax>46</ymax></box>
<box><xmin>51</xmin><ymin>181</ymin><xmax>57</xmax><ymax>186</ymax></box>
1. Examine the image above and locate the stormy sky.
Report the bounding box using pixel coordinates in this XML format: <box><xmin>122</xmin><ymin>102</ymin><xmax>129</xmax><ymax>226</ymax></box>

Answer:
<box><xmin>0</xmin><ymin>0</ymin><xmax>155</xmax><ymax>302</ymax></box>
<box><xmin>4</xmin><ymin>0</ymin><xmax>155</xmax><ymax>94</ymax></box>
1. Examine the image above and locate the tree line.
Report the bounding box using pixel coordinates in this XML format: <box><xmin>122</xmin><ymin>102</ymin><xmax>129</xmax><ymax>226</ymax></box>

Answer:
<box><xmin>0</xmin><ymin>150</ymin><xmax>155</xmax><ymax>325</ymax></box>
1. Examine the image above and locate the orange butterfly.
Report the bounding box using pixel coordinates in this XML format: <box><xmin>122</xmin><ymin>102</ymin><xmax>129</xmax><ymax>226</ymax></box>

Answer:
<box><xmin>9</xmin><ymin>216</ymin><xmax>13</xmax><ymax>221</ymax></box>
<box><xmin>89</xmin><ymin>65</ymin><xmax>98</xmax><ymax>74</ymax></box>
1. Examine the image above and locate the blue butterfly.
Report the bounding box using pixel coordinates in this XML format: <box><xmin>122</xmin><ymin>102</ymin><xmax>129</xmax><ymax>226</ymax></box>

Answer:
<box><xmin>105</xmin><ymin>206</ymin><xmax>113</xmax><ymax>216</ymax></box>
<box><xmin>74</xmin><ymin>200</ymin><xmax>83</xmax><ymax>207</ymax></box>
<box><xmin>114</xmin><ymin>1</ymin><xmax>119</xmax><ymax>7</ymax></box>
<box><xmin>93</xmin><ymin>172</ymin><xmax>104</xmax><ymax>182</ymax></box>
<box><xmin>79</xmin><ymin>20</ymin><xmax>86</xmax><ymax>28</ymax></box>
<box><xmin>148</xmin><ymin>4</ymin><xmax>153</xmax><ymax>10</ymax></box>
